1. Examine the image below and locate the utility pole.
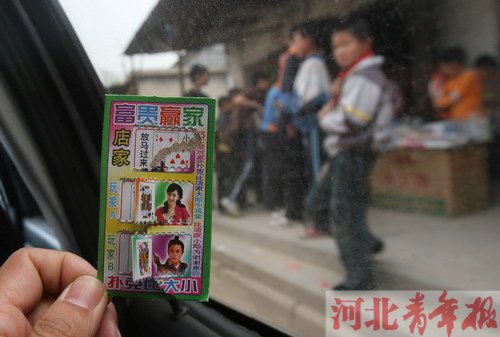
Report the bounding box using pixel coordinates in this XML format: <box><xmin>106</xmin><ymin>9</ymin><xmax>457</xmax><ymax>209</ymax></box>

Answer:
<box><xmin>177</xmin><ymin>50</ymin><xmax>186</xmax><ymax>94</ymax></box>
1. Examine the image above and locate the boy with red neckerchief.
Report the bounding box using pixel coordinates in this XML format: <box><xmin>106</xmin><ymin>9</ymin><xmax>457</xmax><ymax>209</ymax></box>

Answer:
<box><xmin>306</xmin><ymin>18</ymin><xmax>394</xmax><ymax>290</ymax></box>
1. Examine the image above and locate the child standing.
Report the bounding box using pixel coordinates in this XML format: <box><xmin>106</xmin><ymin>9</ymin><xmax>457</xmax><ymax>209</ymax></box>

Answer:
<box><xmin>260</xmin><ymin>37</ymin><xmax>303</xmax><ymax>223</ymax></box>
<box><xmin>183</xmin><ymin>64</ymin><xmax>210</xmax><ymax>98</ymax></box>
<box><xmin>475</xmin><ymin>55</ymin><xmax>500</xmax><ymax>180</ymax></box>
<box><xmin>312</xmin><ymin>18</ymin><xmax>393</xmax><ymax>290</ymax></box>
<box><xmin>220</xmin><ymin>90</ymin><xmax>263</xmax><ymax>216</ymax></box>
<box><xmin>215</xmin><ymin>97</ymin><xmax>240</xmax><ymax>213</ymax></box>
<box><xmin>292</xmin><ymin>22</ymin><xmax>330</xmax><ymax>179</ymax></box>
<box><xmin>431</xmin><ymin>47</ymin><xmax>484</xmax><ymax>120</ymax></box>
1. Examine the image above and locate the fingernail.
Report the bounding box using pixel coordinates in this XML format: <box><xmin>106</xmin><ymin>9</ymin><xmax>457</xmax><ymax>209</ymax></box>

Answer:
<box><xmin>61</xmin><ymin>275</ymin><xmax>105</xmax><ymax>310</ymax></box>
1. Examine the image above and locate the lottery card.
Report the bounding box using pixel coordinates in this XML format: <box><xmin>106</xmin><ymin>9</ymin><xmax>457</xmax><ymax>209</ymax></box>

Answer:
<box><xmin>98</xmin><ymin>95</ymin><xmax>215</xmax><ymax>301</ymax></box>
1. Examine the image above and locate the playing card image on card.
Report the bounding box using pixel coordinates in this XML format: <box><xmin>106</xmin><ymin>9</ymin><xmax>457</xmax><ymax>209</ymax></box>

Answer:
<box><xmin>98</xmin><ymin>95</ymin><xmax>214</xmax><ymax>301</ymax></box>
<box><xmin>151</xmin><ymin>129</ymin><xmax>195</xmax><ymax>173</ymax></box>
<box><xmin>152</xmin><ymin>130</ymin><xmax>178</xmax><ymax>158</ymax></box>
<box><xmin>135</xmin><ymin>180</ymin><xmax>155</xmax><ymax>224</ymax></box>
<box><xmin>132</xmin><ymin>128</ymin><xmax>196</xmax><ymax>173</ymax></box>
<box><xmin>132</xmin><ymin>236</ymin><xmax>153</xmax><ymax>281</ymax></box>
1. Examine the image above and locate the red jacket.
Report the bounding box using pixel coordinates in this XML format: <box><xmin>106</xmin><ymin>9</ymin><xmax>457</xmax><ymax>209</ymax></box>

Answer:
<box><xmin>155</xmin><ymin>204</ymin><xmax>190</xmax><ymax>225</ymax></box>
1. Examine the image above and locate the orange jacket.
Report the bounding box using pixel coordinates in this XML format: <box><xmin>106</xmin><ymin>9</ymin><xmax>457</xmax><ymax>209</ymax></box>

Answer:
<box><xmin>433</xmin><ymin>70</ymin><xmax>484</xmax><ymax>120</ymax></box>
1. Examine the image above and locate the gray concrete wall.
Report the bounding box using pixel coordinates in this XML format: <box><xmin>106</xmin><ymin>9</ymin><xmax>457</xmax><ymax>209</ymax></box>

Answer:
<box><xmin>305</xmin><ymin>0</ymin><xmax>373</xmax><ymax>20</ymax></box>
<box><xmin>223</xmin><ymin>0</ymin><xmax>500</xmax><ymax>89</ymax></box>
<box><xmin>437</xmin><ymin>0</ymin><xmax>500</xmax><ymax>63</ymax></box>
<box><xmin>224</xmin><ymin>0</ymin><xmax>382</xmax><ymax>86</ymax></box>
<box><xmin>135</xmin><ymin>72</ymin><xmax>229</xmax><ymax>99</ymax></box>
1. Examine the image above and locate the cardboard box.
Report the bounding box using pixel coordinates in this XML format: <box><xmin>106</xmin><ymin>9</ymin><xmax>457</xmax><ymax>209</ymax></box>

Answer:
<box><xmin>370</xmin><ymin>145</ymin><xmax>489</xmax><ymax>217</ymax></box>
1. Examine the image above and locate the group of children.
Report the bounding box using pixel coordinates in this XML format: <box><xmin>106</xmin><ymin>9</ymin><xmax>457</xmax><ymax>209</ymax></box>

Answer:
<box><xmin>429</xmin><ymin>47</ymin><xmax>485</xmax><ymax>120</ymax></box>
<box><xmin>213</xmin><ymin>16</ymin><xmax>498</xmax><ymax>290</ymax></box>
<box><xmin>429</xmin><ymin>46</ymin><xmax>500</xmax><ymax>179</ymax></box>
<box><xmin>214</xmin><ymin>17</ymin><xmax>393</xmax><ymax>290</ymax></box>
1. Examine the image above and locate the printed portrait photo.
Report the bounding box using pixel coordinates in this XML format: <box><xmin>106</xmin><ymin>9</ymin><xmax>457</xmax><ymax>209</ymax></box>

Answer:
<box><xmin>152</xmin><ymin>234</ymin><xmax>192</xmax><ymax>278</ymax></box>
<box><xmin>154</xmin><ymin>181</ymin><xmax>193</xmax><ymax>225</ymax></box>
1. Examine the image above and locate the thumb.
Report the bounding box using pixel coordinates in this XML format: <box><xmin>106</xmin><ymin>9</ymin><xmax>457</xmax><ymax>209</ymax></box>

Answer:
<box><xmin>31</xmin><ymin>276</ymin><xmax>108</xmax><ymax>337</ymax></box>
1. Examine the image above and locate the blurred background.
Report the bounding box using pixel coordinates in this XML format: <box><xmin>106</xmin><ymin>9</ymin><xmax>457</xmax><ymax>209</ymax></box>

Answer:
<box><xmin>26</xmin><ymin>0</ymin><xmax>500</xmax><ymax>335</ymax></box>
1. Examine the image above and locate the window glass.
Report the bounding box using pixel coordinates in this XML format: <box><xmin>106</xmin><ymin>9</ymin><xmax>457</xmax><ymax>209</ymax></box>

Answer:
<box><xmin>60</xmin><ymin>1</ymin><xmax>500</xmax><ymax>335</ymax></box>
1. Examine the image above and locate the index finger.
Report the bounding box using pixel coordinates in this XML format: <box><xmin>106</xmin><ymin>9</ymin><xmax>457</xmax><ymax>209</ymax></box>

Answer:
<box><xmin>0</xmin><ymin>248</ymin><xmax>96</xmax><ymax>314</ymax></box>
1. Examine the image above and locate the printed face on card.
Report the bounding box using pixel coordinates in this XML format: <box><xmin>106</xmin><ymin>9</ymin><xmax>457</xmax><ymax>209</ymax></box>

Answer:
<box><xmin>151</xmin><ymin>234</ymin><xmax>191</xmax><ymax>278</ymax></box>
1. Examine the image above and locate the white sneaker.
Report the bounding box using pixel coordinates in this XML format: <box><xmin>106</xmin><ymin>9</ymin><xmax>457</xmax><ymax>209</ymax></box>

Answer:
<box><xmin>269</xmin><ymin>214</ymin><xmax>290</xmax><ymax>227</ymax></box>
<box><xmin>221</xmin><ymin>197</ymin><xmax>240</xmax><ymax>216</ymax></box>
<box><xmin>271</xmin><ymin>209</ymin><xmax>286</xmax><ymax>219</ymax></box>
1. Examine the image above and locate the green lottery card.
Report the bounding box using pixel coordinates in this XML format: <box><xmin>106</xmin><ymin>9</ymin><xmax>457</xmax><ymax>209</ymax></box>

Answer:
<box><xmin>98</xmin><ymin>95</ymin><xmax>215</xmax><ymax>301</ymax></box>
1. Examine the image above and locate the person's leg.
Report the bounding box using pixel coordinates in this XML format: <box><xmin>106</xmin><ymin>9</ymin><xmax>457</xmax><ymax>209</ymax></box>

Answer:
<box><xmin>489</xmin><ymin>131</ymin><xmax>500</xmax><ymax>180</ymax></box>
<box><xmin>309</xmin><ymin>127</ymin><xmax>322</xmax><ymax>177</ymax></box>
<box><xmin>259</xmin><ymin>132</ymin><xmax>284</xmax><ymax>210</ymax></box>
<box><xmin>303</xmin><ymin>162</ymin><xmax>331</xmax><ymax>235</ymax></box>
<box><xmin>222</xmin><ymin>130</ymin><xmax>256</xmax><ymax>215</ymax></box>
<box><xmin>281</xmin><ymin>131</ymin><xmax>306</xmax><ymax>221</ymax></box>
<box><xmin>218</xmin><ymin>152</ymin><xmax>237</xmax><ymax>211</ymax></box>
<box><xmin>355</xmin><ymin>152</ymin><xmax>384</xmax><ymax>253</ymax></box>
<box><xmin>228</xmin><ymin>130</ymin><xmax>255</xmax><ymax>200</ymax></box>
<box><xmin>215</xmin><ymin>152</ymin><xmax>225</xmax><ymax>211</ymax></box>
<box><xmin>300</xmin><ymin>129</ymin><xmax>313</xmax><ymax>188</ymax></box>
<box><xmin>282</xmin><ymin>177</ymin><xmax>304</xmax><ymax>221</ymax></box>
<box><xmin>330</xmin><ymin>151</ymin><xmax>374</xmax><ymax>290</ymax></box>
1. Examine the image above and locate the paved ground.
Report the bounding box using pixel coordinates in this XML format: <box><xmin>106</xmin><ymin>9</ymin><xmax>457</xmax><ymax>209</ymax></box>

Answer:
<box><xmin>209</xmin><ymin>187</ymin><xmax>500</xmax><ymax>336</ymax></box>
